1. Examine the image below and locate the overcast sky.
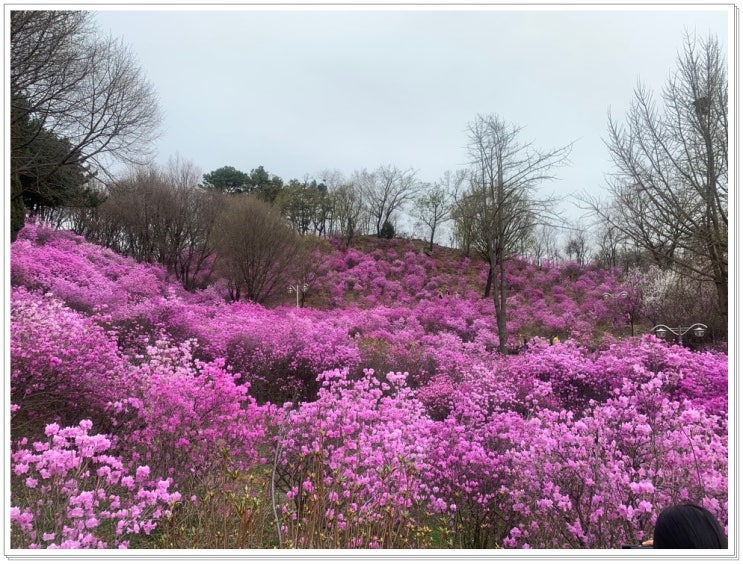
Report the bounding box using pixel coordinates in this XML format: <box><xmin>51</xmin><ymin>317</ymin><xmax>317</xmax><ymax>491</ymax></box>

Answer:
<box><xmin>92</xmin><ymin>5</ymin><xmax>730</xmax><ymax>235</ymax></box>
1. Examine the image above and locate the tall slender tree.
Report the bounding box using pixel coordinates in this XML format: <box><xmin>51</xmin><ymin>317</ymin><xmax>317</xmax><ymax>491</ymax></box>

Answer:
<box><xmin>330</xmin><ymin>183</ymin><xmax>365</xmax><ymax>247</ymax></box>
<box><xmin>413</xmin><ymin>170</ymin><xmax>462</xmax><ymax>252</ymax></box>
<box><xmin>466</xmin><ymin>113</ymin><xmax>571</xmax><ymax>353</ymax></box>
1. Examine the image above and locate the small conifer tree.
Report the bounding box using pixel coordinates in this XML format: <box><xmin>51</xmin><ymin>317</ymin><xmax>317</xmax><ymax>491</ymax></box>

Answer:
<box><xmin>380</xmin><ymin>220</ymin><xmax>395</xmax><ymax>239</ymax></box>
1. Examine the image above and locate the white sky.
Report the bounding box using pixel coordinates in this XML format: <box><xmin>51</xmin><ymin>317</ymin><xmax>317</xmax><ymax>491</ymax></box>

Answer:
<box><xmin>91</xmin><ymin>5</ymin><xmax>730</xmax><ymax>230</ymax></box>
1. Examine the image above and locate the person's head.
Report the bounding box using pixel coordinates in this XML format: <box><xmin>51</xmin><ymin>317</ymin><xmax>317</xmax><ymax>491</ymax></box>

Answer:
<box><xmin>653</xmin><ymin>504</ymin><xmax>727</xmax><ymax>549</ymax></box>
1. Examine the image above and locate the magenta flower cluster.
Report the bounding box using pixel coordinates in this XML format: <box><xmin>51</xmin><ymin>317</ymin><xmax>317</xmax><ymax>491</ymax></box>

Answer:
<box><xmin>105</xmin><ymin>338</ymin><xmax>271</xmax><ymax>486</ymax></box>
<box><xmin>277</xmin><ymin>368</ymin><xmax>448</xmax><ymax>547</ymax></box>
<box><xmin>10</xmin><ymin>223</ymin><xmax>728</xmax><ymax>549</ymax></box>
<box><xmin>10</xmin><ymin>419</ymin><xmax>181</xmax><ymax>549</ymax></box>
<box><xmin>422</xmin><ymin>340</ymin><xmax>727</xmax><ymax>548</ymax></box>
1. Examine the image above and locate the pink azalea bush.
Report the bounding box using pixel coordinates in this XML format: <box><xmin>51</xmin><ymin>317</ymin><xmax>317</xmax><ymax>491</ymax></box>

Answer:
<box><xmin>423</xmin><ymin>340</ymin><xmax>727</xmax><ymax>548</ymax></box>
<box><xmin>9</xmin><ymin>225</ymin><xmax>728</xmax><ymax>550</ymax></box>
<box><xmin>105</xmin><ymin>338</ymin><xmax>271</xmax><ymax>488</ymax></box>
<box><xmin>11</xmin><ymin>223</ymin><xmax>170</xmax><ymax>315</ymax></box>
<box><xmin>10</xmin><ymin>288</ymin><xmax>132</xmax><ymax>434</ymax></box>
<box><xmin>318</xmin><ymin>238</ymin><xmax>480</xmax><ymax>308</ymax></box>
<box><xmin>275</xmin><ymin>368</ymin><xmax>448</xmax><ymax>548</ymax></box>
<box><xmin>500</xmin><ymin>379</ymin><xmax>727</xmax><ymax>548</ymax></box>
<box><xmin>190</xmin><ymin>302</ymin><xmax>362</xmax><ymax>404</ymax></box>
<box><xmin>10</xmin><ymin>418</ymin><xmax>181</xmax><ymax>549</ymax></box>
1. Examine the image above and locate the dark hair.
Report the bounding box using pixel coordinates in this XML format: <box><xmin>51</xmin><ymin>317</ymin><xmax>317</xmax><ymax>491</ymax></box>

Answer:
<box><xmin>653</xmin><ymin>504</ymin><xmax>727</xmax><ymax>549</ymax></box>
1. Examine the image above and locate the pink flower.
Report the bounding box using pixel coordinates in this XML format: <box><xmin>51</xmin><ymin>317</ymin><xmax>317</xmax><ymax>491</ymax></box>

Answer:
<box><xmin>84</xmin><ymin>517</ymin><xmax>99</xmax><ymax>529</ymax></box>
<box><xmin>135</xmin><ymin>466</ymin><xmax>150</xmax><ymax>482</ymax></box>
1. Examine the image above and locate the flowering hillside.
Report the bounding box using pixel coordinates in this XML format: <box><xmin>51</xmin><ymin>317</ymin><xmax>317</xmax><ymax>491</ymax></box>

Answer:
<box><xmin>9</xmin><ymin>223</ymin><xmax>728</xmax><ymax>550</ymax></box>
<box><xmin>310</xmin><ymin>236</ymin><xmax>638</xmax><ymax>344</ymax></box>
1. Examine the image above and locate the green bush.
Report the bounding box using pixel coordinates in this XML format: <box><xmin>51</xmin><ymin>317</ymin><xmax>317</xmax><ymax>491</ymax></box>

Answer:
<box><xmin>380</xmin><ymin>221</ymin><xmax>395</xmax><ymax>239</ymax></box>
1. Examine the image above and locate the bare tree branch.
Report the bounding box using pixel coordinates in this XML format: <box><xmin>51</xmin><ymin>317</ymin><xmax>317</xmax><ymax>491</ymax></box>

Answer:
<box><xmin>464</xmin><ymin>113</ymin><xmax>571</xmax><ymax>353</ymax></box>
<box><xmin>11</xmin><ymin>10</ymin><xmax>162</xmax><ymax>189</ymax></box>
<box><xmin>584</xmin><ymin>33</ymin><xmax>727</xmax><ymax>321</ymax></box>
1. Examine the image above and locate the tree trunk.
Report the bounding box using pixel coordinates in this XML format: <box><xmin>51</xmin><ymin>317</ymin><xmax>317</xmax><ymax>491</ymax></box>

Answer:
<box><xmin>483</xmin><ymin>262</ymin><xmax>492</xmax><ymax>298</ymax></box>
<box><xmin>494</xmin><ymin>258</ymin><xmax>509</xmax><ymax>354</ymax></box>
<box><xmin>344</xmin><ymin>225</ymin><xmax>354</xmax><ymax>249</ymax></box>
<box><xmin>715</xmin><ymin>277</ymin><xmax>727</xmax><ymax>331</ymax></box>
<box><xmin>10</xmin><ymin>173</ymin><xmax>25</xmax><ymax>242</ymax></box>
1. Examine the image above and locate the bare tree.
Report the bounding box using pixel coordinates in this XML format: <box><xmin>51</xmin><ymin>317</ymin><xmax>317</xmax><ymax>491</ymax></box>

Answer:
<box><xmin>591</xmin><ymin>216</ymin><xmax>625</xmax><ymax>269</ymax></box>
<box><xmin>282</xmin><ymin>177</ymin><xmax>330</xmax><ymax>237</ymax></box>
<box><xmin>78</xmin><ymin>158</ymin><xmax>220</xmax><ymax>290</ymax></box>
<box><xmin>450</xmin><ymin>186</ymin><xmax>479</xmax><ymax>257</ymax></box>
<box><xmin>291</xmin><ymin>236</ymin><xmax>332</xmax><ymax>308</ymax></box>
<box><xmin>637</xmin><ymin>265</ymin><xmax>722</xmax><ymax>339</ymax></box>
<box><xmin>165</xmin><ymin>154</ymin><xmax>201</xmax><ymax>192</ymax></box>
<box><xmin>524</xmin><ymin>224</ymin><xmax>561</xmax><ymax>267</ymax></box>
<box><xmin>10</xmin><ymin>10</ymin><xmax>161</xmax><ymax>239</ymax></box>
<box><xmin>413</xmin><ymin>170</ymin><xmax>463</xmax><ymax>252</ymax></box>
<box><xmin>586</xmin><ymin>33</ymin><xmax>727</xmax><ymax>322</ymax></box>
<box><xmin>355</xmin><ymin>165</ymin><xmax>420</xmax><ymax>237</ymax></box>
<box><xmin>213</xmin><ymin>196</ymin><xmax>301</xmax><ymax>303</ymax></box>
<box><xmin>466</xmin><ymin>113</ymin><xmax>571</xmax><ymax>353</ymax></box>
<box><xmin>163</xmin><ymin>156</ymin><xmax>222</xmax><ymax>290</ymax></box>
<box><xmin>451</xmin><ymin>168</ymin><xmax>531</xmax><ymax>268</ymax></box>
<box><xmin>331</xmin><ymin>183</ymin><xmax>366</xmax><ymax>247</ymax></box>
<box><xmin>314</xmin><ymin>169</ymin><xmax>368</xmax><ymax>246</ymax></box>
<box><xmin>11</xmin><ymin>11</ymin><xmax>161</xmax><ymax>171</ymax></box>
<box><xmin>564</xmin><ymin>225</ymin><xmax>588</xmax><ymax>265</ymax></box>
<box><xmin>97</xmin><ymin>167</ymin><xmax>171</xmax><ymax>262</ymax></box>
